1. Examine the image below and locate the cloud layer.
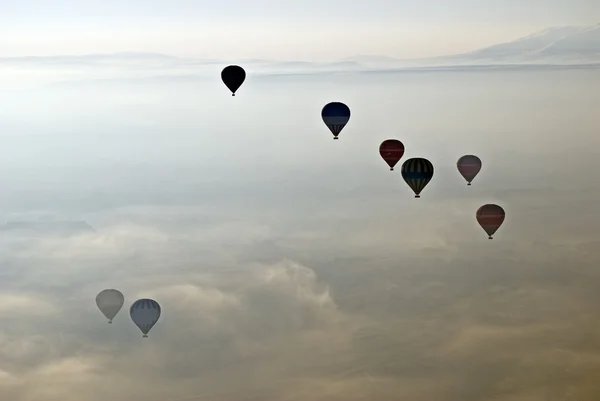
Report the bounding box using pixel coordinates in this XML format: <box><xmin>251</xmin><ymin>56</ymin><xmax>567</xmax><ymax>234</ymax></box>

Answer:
<box><xmin>1</xmin><ymin>62</ymin><xmax>600</xmax><ymax>401</ymax></box>
<box><xmin>2</xmin><ymin>178</ymin><xmax>600</xmax><ymax>401</ymax></box>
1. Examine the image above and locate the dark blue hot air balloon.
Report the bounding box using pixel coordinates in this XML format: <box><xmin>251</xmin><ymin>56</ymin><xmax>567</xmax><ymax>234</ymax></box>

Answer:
<box><xmin>321</xmin><ymin>102</ymin><xmax>350</xmax><ymax>139</ymax></box>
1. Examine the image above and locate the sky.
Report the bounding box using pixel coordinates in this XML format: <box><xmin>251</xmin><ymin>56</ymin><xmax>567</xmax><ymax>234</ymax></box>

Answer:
<box><xmin>1</xmin><ymin>0</ymin><xmax>599</xmax><ymax>59</ymax></box>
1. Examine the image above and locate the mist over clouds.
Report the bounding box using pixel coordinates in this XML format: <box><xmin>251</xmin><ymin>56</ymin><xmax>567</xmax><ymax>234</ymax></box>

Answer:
<box><xmin>0</xmin><ymin>60</ymin><xmax>599</xmax><ymax>401</ymax></box>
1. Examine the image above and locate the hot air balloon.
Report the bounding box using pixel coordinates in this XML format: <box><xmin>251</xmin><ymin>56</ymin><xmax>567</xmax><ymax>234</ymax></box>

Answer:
<box><xmin>457</xmin><ymin>155</ymin><xmax>482</xmax><ymax>185</ymax></box>
<box><xmin>476</xmin><ymin>204</ymin><xmax>505</xmax><ymax>239</ymax></box>
<box><xmin>130</xmin><ymin>299</ymin><xmax>161</xmax><ymax>338</ymax></box>
<box><xmin>401</xmin><ymin>158</ymin><xmax>434</xmax><ymax>198</ymax></box>
<box><xmin>379</xmin><ymin>139</ymin><xmax>405</xmax><ymax>171</ymax></box>
<box><xmin>221</xmin><ymin>65</ymin><xmax>246</xmax><ymax>96</ymax></box>
<box><xmin>321</xmin><ymin>102</ymin><xmax>350</xmax><ymax>139</ymax></box>
<box><xmin>96</xmin><ymin>289</ymin><xmax>124</xmax><ymax>324</ymax></box>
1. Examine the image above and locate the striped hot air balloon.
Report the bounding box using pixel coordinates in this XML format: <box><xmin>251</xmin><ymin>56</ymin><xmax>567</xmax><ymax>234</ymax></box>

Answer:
<box><xmin>321</xmin><ymin>102</ymin><xmax>350</xmax><ymax>139</ymax></box>
<box><xmin>457</xmin><ymin>155</ymin><xmax>482</xmax><ymax>185</ymax></box>
<box><xmin>476</xmin><ymin>204</ymin><xmax>505</xmax><ymax>239</ymax></box>
<box><xmin>130</xmin><ymin>298</ymin><xmax>161</xmax><ymax>338</ymax></box>
<box><xmin>401</xmin><ymin>158</ymin><xmax>434</xmax><ymax>198</ymax></box>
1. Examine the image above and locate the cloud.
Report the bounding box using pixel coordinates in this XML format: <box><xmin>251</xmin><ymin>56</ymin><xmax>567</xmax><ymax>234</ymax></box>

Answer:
<box><xmin>0</xmin><ymin>197</ymin><xmax>598</xmax><ymax>401</ymax></box>
<box><xmin>0</xmin><ymin>294</ymin><xmax>58</xmax><ymax>318</ymax></box>
<box><xmin>2</xmin><ymin>87</ymin><xmax>600</xmax><ymax>401</ymax></box>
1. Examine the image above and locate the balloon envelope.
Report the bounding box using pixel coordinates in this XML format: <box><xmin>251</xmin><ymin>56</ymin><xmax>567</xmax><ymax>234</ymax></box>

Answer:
<box><xmin>96</xmin><ymin>289</ymin><xmax>124</xmax><ymax>323</ymax></box>
<box><xmin>321</xmin><ymin>102</ymin><xmax>350</xmax><ymax>139</ymax></box>
<box><xmin>476</xmin><ymin>204</ymin><xmax>505</xmax><ymax>239</ymax></box>
<box><xmin>221</xmin><ymin>65</ymin><xmax>246</xmax><ymax>96</ymax></box>
<box><xmin>130</xmin><ymin>299</ymin><xmax>161</xmax><ymax>338</ymax></box>
<box><xmin>379</xmin><ymin>139</ymin><xmax>405</xmax><ymax>170</ymax></box>
<box><xmin>457</xmin><ymin>155</ymin><xmax>482</xmax><ymax>185</ymax></box>
<box><xmin>401</xmin><ymin>158</ymin><xmax>434</xmax><ymax>198</ymax></box>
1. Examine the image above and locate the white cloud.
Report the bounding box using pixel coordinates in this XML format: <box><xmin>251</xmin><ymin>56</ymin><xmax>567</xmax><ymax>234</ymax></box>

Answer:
<box><xmin>29</xmin><ymin>224</ymin><xmax>170</xmax><ymax>260</ymax></box>
<box><xmin>0</xmin><ymin>294</ymin><xmax>58</xmax><ymax>318</ymax></box>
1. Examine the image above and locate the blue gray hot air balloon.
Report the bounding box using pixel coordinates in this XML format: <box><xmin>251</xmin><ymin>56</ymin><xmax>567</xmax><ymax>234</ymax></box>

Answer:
<box><xmin>130</xmin><ymin>298</ymin><xmax>161</xmax><ymax>338</ymax></box>
<box><xmin>96</xmin><ymin>289</ymin><xmax>124</xmax><ymax>324</ymax></box>
<box><xmin>321</xmin><ymin>102</ymin><xmax>350</xmax><ymax>139</ymax></box>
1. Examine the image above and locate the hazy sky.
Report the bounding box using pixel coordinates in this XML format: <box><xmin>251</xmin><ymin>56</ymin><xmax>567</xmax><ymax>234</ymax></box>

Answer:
<box><xmin>1</xmin><ymin>0</ymin><xmax>599</xmax><ymax>59</ymax></box>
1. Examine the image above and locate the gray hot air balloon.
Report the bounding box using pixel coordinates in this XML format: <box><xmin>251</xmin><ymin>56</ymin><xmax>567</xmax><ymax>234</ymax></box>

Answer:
<box><xmin>130</xmin><ymin>298</ymin><xmax>161</xmax><ymax>338</ymax></box>
<box><xmin>96</xmin><ymin>289</ymin><xmax>125</xmax><ymax>324</ymax></box>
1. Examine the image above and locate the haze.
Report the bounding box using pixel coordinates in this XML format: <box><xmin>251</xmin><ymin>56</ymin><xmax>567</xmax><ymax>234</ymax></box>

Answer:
<box><xmin>2</xmin><ymin>2</ymin><xmax>600</xmax><ymax>401</ymax></box>
<box><xmin>2</xmin><ymin>0</ymin><xmax>600</xmax><ymax>59</ymax></box>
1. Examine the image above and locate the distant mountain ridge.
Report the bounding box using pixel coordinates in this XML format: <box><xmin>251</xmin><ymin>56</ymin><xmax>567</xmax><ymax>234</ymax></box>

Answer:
<box><xmin>1</xmin><ymin>24</ymin><xmax>599</xmax><ymax>77</ymax></box>
<box><xmin>444</xmin><ymin>23</ymin><xmax>600</xmax><ymax>64</ymax></box>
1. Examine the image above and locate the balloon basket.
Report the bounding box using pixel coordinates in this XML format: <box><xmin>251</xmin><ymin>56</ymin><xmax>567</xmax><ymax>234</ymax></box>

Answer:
<box><xmin>488</xmin><ymin>236</ymin><xmax>493</xmax><ymax>239</ymax></box>
<box><xmin>415</xmin><ymin>195</ymin><xmax>420</xmax><ymax>198</ymax></box>
<box><xmin>108</xmin><ymin>321</ymin><xmax>112</xmax><ymax>324</ymax></box>
<box><xmin>143</xmin><ymin>334</ymin><xmax>148</xmax><ymax>338</ymax></box>
<box><xmin>467</xmin><ymin>182</ymin><xmax>471</xmax><ymax>185</ymax></box>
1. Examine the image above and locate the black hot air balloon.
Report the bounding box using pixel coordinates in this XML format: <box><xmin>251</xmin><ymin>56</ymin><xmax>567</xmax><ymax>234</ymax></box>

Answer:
<box><xmin>457</xmin><ymin>155</ymin><xmax>482</xmax><ymax>185</ymax></box>
<box><xmin>379</xmin><ymin>139</ymin><xmax>405</xmax><ymax>171</ymax></box>
<box><xmin>401</xmin><ymin>158</ymin><xmax>434</xmax><ymax>198</ymax></box>
<box><xmin>476</xmin><ymin>204</ymin><xmax>505</xmax><ymax>239</ymax></box>
<box><xmin>221</xmin><ymin>65</ymin><xmax>246</xmax><ymax>96</ymax></box>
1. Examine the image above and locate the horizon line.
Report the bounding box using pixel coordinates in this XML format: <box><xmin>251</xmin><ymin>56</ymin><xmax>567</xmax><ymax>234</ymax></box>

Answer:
<box><xmin>1</xmin><ymin>23</ymin><xmax>597</xmax><ymax>61</ymax></box>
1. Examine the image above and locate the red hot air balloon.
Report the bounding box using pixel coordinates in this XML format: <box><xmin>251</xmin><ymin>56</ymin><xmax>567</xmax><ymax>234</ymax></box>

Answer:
<box><xmin>476</xmin><ymin>204</ymin><xmax>505</xmax><ymax>239</ymax></box>
<box><xmin>379</xmin><ymin>140</ymin><xmax>405</xmax><ymax>171</ymax></box>
<box><xmin>457</xmin><ymin>155</ymin><xmax>482</xmax><ymax>185</ymax></box>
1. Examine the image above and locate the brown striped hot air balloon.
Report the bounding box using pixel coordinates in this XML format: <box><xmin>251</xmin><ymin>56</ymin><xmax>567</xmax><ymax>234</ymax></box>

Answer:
<box><xmin>457</xmin><ymin>155</ymin><xmax>482</xmax><ymax>185</ymax></box>
<box><xmin>476</xmin><ymin>204</ymin><xmax>505</xmax><ymax>239</ymax></box>
<box><xmin>379</xmin><ymin>139</ymin><xmax>405</xmax><ymax>171</ymax></box>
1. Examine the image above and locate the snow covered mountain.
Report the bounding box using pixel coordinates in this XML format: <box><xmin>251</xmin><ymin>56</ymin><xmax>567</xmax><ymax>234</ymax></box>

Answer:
<box><xmin>443</xmin><ymin>24</ymin><xmax>600</xmax><ymax>64</ymax></box>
